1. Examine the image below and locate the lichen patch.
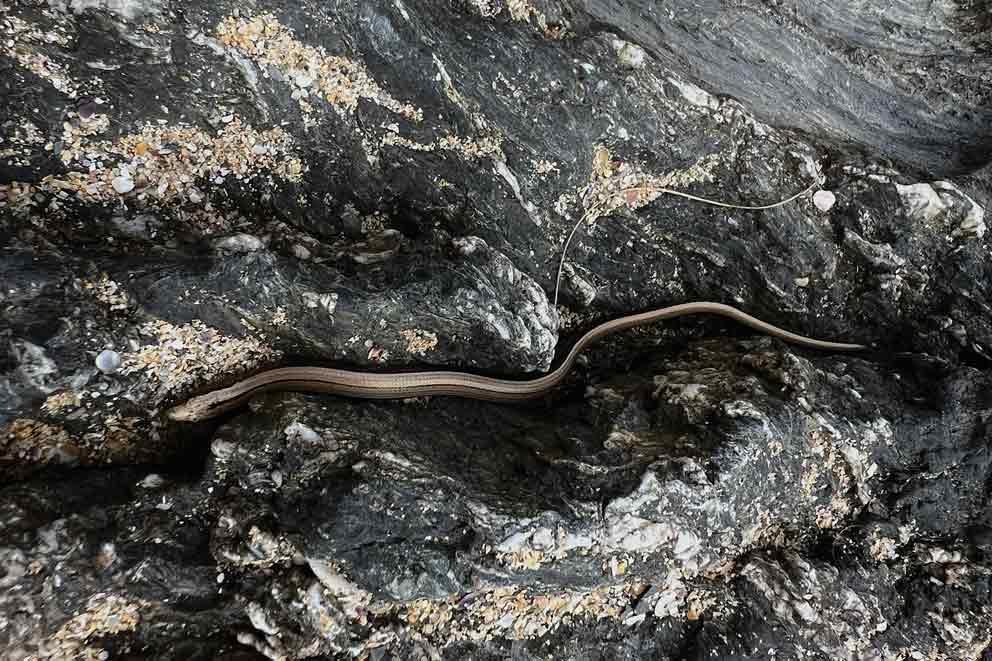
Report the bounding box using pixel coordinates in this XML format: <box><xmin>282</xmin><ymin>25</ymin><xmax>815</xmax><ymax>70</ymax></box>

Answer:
<box><xmin>380</xmin><ymin>131</ymin><xmax>502</xmax><ymax>162</ymax></box>
<box><xmin>580</xmin><ymin>147</ymin><xmax>723</xmax><ymax>228</ymax></box>
<box><xmin>379</xmin><ymin>583</ymin><xmax>633</xmax><ymax>642</ymax></box>
<box><xmin>40</xmin><ymin>593</ymin><xmax>147</xmax><ymax>661</ymax></box>
<box><xmin>82</xmin><ymin>274</ymin><xmax>131</xmax><ymax>312</ymax></box>
<box><xmin>2</xmin><ymin>13</ymin><xmax>79</xmax><ymax>96</ymax></box>
<box><xmin>466</xmin><ymin>0</ymin><xmax>569</xmax><ymax>39</ymax></box>
<box><xmin>42</xmin><ymin>390</ymin><xmax>81</xmax><ymax>414</ymax></box>
<box><xmin>59</xmin><ymin>117</ymin><xmax>304</xmax><ymax>200</ymax></box>
<box><xmin>1</xmin><ymin>418</ymin><xmax>76</xmax><ymax>467</ymax></box>
<box><xmin>122</xmin><ymin>319</ymin><xmax>281</xmax><ymax>397</ymax></box>
<box><xmin>0</xmin><ymin>116</ymin><xmax>304</xmax><ymax>218</ymax></box>
<box><xmin>0</xmin><ymin>117</ymin><xmax>47</xmax><ymax>167</ymax></box>
<box><xmin>216</xmin><ymin>13</ymin><xmax>423</xmax><ymax>122</ymax></box>
<box><xmin>400</xmin><ymin>329</ymin><xmax>439</xmax><ymax>356</ymax></box>
<box><xmin>2</xmin><ymin>413</ymin><xmax>153</xmax><ymax>473</ymax></box>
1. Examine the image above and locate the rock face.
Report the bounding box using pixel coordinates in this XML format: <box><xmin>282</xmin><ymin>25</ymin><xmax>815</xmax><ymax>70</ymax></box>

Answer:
<box><xmin>1</xmin><ymin>1</ymin><xmax>990</xmax><ymax>659</ymax></box>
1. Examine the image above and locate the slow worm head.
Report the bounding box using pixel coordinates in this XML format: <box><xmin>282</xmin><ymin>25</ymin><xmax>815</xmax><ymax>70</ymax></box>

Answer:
<box><xmin>167</xmin><ymin>302</ymin><xmax>866</xmax><ymax>422</ymax></box>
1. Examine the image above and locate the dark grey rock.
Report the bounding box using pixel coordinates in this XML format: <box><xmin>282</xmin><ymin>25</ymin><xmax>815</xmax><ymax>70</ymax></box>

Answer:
<box><xmin>1</xmin><ymin>0</ymin><xmax>990</xmax><ymax>659</ymax></box>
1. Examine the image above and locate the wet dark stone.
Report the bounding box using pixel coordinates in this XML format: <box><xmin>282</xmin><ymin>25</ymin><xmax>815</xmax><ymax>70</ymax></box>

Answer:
<box><xmin>1</xmin><ymin>1</ymin><xmax>990</xmax><ymax>659</ymax></box>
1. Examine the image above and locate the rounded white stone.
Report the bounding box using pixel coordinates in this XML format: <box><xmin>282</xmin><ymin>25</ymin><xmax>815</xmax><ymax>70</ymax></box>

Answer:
<box><xmin>95</xmin><ymin>349</ymin><xmax>122</xmax><ymax>374</ymax></box>
<box><xmin>111</xmin><ymin>176</ymin><xmax>134</xmax><ymax>194</ymax></box>
<box><xmin>292</xmin><ymin>244</ymin><xmax>312</xmax><ymax>260</ymax></box>
<box><xmin>213</xmin><ymin>233</ymin><xmax>264</xmax><ymax>253</ymax></box>
<box><xmin>812</xmin><ymin>189</ymin><xmax>836</xmax><ymax>212</ymax></box>
<box><xmin>617</xmin><ymin>42</ymin><xmax>646</xmax><ymax>69</ymax></box>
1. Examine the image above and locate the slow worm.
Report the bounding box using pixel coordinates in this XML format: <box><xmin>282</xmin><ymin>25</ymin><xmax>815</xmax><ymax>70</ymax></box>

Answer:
<box><xmin>167</xmin><ymin>302</ymin><xmax>865</xmax><ymax>421</ymax></box>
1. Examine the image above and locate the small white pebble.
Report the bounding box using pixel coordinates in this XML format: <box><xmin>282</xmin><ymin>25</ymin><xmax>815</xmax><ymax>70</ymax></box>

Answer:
<box><xmin>284</xmin><ymin>422</ymin><xmax>321</xmax><ymax>443</ymax></box>
<box><xmin>624</xmin><ymin>613</ymin><xmax>646</xmax><ymax>627</ymax></box>
<box><xmin>812</xmin><ymin>190</ymin><xmax>836</xmax><ymax>212</ymax></box>
<box><xmin>211</xmin><ymin>438</ymin><xmax>237</xmax><ymax>461</ymax></box>
<box><xmin>291</xmin><ymin>244</ymin><xmax>311</xmax><ymax>260</ymax></box>
<box><xmin>139</xmin><ymin>474</ymin><xmax>166</xmax><ymax>489</ymax></box>
<box><xmin>615</xmin><ymin>41</ymin><xmax>646</xmax><ymax>69</ymax></box>
<box><xmin>213</xmin><ymin>233</ymin><xmax>264</xmax><ymax>253</ymax></box>
<box><xmin>95</xmin><ymin>349</ymin><xmax>122</xmax><ymax>374</ymax></box>
<box><xmin>451</xmin><ymin>236</ymin><xmax>484</xmax><ymax>255</ymax></box>
<box><xmin>111</xmin><ymin>176</ymin><xmax>134</xmax><ymax>194</ymax></box>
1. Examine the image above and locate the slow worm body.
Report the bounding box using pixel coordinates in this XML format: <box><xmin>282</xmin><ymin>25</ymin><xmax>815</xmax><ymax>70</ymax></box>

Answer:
<box><xmin>167</xmin><ymin>302</ymin><xmax>865</xmax><ymax>421</ymax></box>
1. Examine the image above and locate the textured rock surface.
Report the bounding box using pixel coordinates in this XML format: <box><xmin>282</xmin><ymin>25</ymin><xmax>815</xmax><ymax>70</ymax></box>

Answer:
<box><xmin>1</xmin><ymin>1</ymin><xmax>990</xmax><ymax>659</ymax></box>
